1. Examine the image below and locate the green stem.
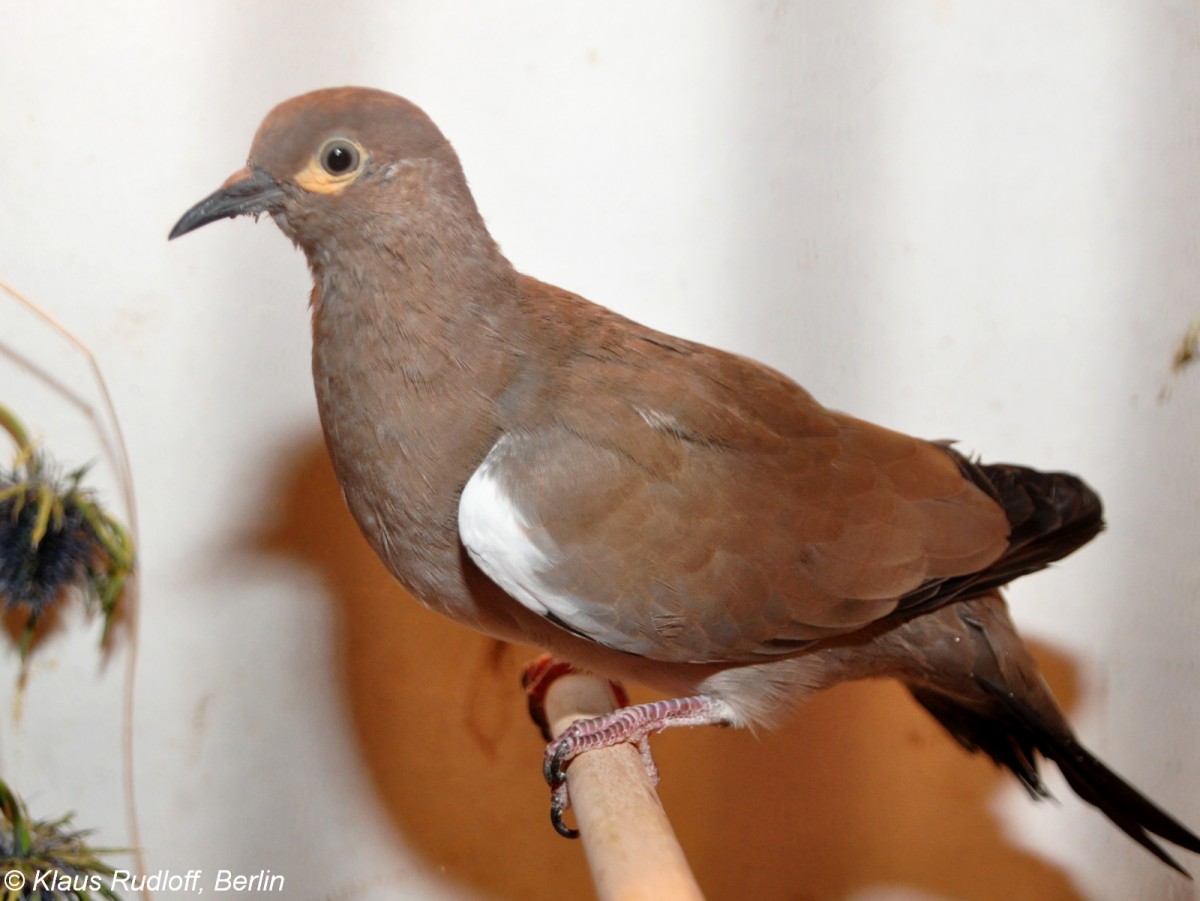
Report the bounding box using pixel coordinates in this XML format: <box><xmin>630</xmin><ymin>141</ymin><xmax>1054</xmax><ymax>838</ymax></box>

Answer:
<box><xmin>0</xmin><ymin>404</ymin><xmax>30</xmax><ymax>454</ymax></box>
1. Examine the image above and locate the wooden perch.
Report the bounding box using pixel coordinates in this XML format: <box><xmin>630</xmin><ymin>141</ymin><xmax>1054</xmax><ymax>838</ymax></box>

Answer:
<box><xmin>542</xmin><ymin>672</ymin><xmax>705</xmax><ymax>901</ymax></box>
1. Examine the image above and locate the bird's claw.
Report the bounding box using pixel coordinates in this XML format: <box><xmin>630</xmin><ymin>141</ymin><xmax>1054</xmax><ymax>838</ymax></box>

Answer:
<box><xmin>524</xmin><ymin>656</ymin><xmax>655</xmax><ymax>839</ymax></box>
<box><xmin>549</xmin><ymin>781</ymin><xmax>578</xmax><ymax>839</ymax></box>
<box><xmin>544</xmin><ymin>725</ymin><xmax>580</xmax><ymax>785</ymax></box>
<box><xmin>544</xmin><ymin>727</ymin><xmax>585</xmax><ymax>838</ymax></box>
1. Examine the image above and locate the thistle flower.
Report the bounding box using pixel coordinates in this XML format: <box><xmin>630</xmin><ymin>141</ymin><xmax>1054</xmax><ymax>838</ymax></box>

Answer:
<box><xmin>0</xmin><ymin>778</ymin><xmax>122</xmax><ymax>900</ymax></box>
<box><xmin>0</xmin><ymin>405</ymin><xmax>133</xmax><ymax>658</ymax></box>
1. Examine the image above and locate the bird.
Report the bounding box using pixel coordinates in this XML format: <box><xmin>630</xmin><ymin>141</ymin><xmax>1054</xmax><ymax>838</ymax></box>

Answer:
<box><xmin>170</xmin><ymin>86</ymin><xmax>1200</xmax><ymax>873</ymax></box>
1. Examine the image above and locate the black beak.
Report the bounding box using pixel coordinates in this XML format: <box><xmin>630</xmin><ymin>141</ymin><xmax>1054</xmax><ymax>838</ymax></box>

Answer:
<box><xmin>169</xmin><ymin>167</ymin><xmax>285</xmax><ymax>240</ymax></box>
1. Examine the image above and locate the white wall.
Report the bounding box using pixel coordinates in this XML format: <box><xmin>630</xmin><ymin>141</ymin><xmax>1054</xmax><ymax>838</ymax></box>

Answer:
<box><xmin>1</xmin><ymin>3</ymin><xmax>1198</xmax><ymax>899</ymax></box>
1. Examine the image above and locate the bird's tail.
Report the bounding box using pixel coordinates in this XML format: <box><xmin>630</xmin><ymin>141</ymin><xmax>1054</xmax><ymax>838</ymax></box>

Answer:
<box><xmin>974</xmin><ymin>461</ymin><xmax>1105</xmax><ymax>583</ymax></box>
<box><xmin>899</xmin><ymin>594</ymin><xmax>1200</xmax><ymax>875</ymax></box>
<box><xmin>895</xmin><ymin>458</ymin><xmax>1106</xmax><ymax>616</ymax></box>
<box><xmin>910</xmin><ymin>681</ymin><xmax>1200</xmax><ymax>875</ymax></box>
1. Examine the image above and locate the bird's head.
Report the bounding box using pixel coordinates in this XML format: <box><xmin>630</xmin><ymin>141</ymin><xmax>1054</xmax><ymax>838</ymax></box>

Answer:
<box><xmin>169</xmin><ymin>87</ymin><xmax>480</xmax><ymax>258</ymax></box>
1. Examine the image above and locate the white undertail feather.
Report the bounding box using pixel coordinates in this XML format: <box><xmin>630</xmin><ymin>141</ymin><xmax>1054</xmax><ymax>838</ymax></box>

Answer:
<box><xmin>698</xmin><ymin>654</ymin><xmax>838</xmax><ymax>732</ymax></box>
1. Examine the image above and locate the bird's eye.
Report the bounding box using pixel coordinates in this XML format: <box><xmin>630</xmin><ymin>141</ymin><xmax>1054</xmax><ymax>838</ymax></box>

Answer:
<box><xmin>320</xmin><ymin>140</ymin><xmax>360</xmax><ymax>175</ymax></box>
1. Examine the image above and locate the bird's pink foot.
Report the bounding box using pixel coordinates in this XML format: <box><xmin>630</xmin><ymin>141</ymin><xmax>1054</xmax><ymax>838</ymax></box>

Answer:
<box><xmin>522</xmin><ymin>655</ymin><xmax>632</xmax><ymax>837</ymax></box>
<box><xmin>540</xmin><ymin>686</ymin><xmax>736</xmax><ymax>837</ymax></box>
<box><xmin>543</xmin><ymin>695</ymin><xmax>734</xmax><ymax>784</ymax></box>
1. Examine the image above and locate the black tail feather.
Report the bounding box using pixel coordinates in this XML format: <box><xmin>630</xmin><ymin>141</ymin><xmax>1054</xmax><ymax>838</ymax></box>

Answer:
<box><xmin>897</xmin><ymin>457</ymin><xmax>1105</xmax><ymax>615</ymax></box>
<box><xmin>910</xmin><ymin>679</ymin><xmax>1200</xmax><ymax>877</ymax></box>
<box><xmin>909</xmin><ymin>685</ymin><xmax>1051</xmax><ymax>801</ymax></box>
<box><xmin>975</xmin><ymin>462</ymin><xmax>1105</xmax><ymax>583</ymax></box>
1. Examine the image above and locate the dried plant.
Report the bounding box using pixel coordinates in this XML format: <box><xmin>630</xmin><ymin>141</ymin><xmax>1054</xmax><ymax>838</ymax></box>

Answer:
<box><xmin>0</xmin><ymin>777</ymin><xmax>123</xmax><ymax>900</ymax></box>
<box><xmin>0</xmin><ymin>404</ymin><xmax>133</xmax><ymax>658</ymax></box>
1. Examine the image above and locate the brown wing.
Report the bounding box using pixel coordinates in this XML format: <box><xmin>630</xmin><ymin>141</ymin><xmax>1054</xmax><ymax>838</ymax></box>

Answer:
<box><xmin>469</xmin><ymin>280</ymin><xmax>1011</xmax><ymax>664</ymax></box>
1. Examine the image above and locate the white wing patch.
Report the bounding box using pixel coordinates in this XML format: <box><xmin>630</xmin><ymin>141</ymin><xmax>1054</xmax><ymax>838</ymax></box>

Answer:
<box><xmin>458</xmin><ymin>448</ymin><xmax>554</xmax><ymax>617</ymax></box>
<box><xmin>458</xmin><ymin>438</ymin><xmax>625</xmax><ymax>647</ymax></box>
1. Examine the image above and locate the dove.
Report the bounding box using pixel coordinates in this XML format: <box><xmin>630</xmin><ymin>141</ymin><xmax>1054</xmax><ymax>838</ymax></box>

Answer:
<box><xmin>170</xmin><ymin>87</ymin><xmax>1200</xmax><ymax>872</ymax></box>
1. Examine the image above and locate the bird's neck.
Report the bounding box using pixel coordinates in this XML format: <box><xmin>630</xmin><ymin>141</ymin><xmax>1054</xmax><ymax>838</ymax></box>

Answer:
<box><xmin>308</xmin><ymin>229</ymin><xmax>521</xmax><ymax>365</ymax></box>
<box><xmin>307</xmin><ymin>234</ymin><xmax>527</xmax><ymax>609</ymax></box>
